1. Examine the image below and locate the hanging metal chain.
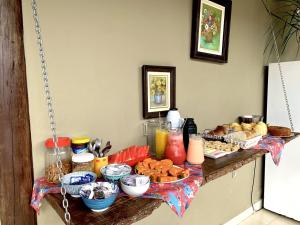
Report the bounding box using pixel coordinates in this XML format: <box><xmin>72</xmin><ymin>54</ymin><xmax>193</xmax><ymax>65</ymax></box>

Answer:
<box><xmin>31</xmin><ymin>0</ymin><xmax>71</xmax><ymax>224</ymax></box>
<box><xmin>266</xmin><ymin>0</ymin><xmax>295</xmax><ymax>132</ymax></box>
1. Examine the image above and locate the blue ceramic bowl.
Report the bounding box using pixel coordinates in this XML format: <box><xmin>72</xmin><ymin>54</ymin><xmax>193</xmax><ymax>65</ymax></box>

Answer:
<box><xmin>80</xmin><ymin>182</ymin><xmax>119</xmax><ymax>212</ymax></box>
<box><xmin>100</xmin><ymin>164</ymin><xmax>132</xmax><ymax>183</ymax></box>
<box><xmin>62</xmin><ymin>171</ymin><xmax>97</xmax><ymax>198</ymax></box>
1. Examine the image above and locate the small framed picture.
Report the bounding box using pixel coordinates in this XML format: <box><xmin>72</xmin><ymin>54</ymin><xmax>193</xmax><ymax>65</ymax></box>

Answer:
<box><xmin>190</xmin><ymin>0</ymin><xmax>232</xmax><ymax>63</ymax></box>
<box><xmin>142</xmin><ymin>65</ymin><xmax>176</xmax><ymax>119</ymax></box>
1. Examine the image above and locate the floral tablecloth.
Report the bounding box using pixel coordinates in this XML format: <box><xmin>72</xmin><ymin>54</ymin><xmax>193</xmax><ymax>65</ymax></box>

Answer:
<box><xmin>31</xmin><ymin>164</ymin><xmax>203</xmax><ymax>217</ymax></box>
<box><xmin>254</xmin><ymin>136</ymin><xmax>286</xmax><ymax>166</ymax></box>
<box><xmin>142</xmin><ymin>163</ymin><xmax>203</xmax><ymax>217</ymax></box>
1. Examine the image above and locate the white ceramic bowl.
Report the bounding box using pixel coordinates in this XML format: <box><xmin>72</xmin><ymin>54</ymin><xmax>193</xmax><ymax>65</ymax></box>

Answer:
<box><xmin>120</xmin><ymin>178</ymin><xmax>150</xmax><ymax>197</ymax></box>
<box><xmin>62</xmin><ymin>171</ymin><xmax>97</xmax><ymax>198</ymax></box>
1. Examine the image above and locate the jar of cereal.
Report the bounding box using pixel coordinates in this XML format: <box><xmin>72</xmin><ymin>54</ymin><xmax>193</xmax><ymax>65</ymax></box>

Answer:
<box><xmin>72</xmin><ymin>153</ymin><xmax>95</xmax><ymax>172</ymax></box>
<box><xmin>45</xmin><ymin>137</ymin><xmax>72</xmax><ymax>183</ymax></box>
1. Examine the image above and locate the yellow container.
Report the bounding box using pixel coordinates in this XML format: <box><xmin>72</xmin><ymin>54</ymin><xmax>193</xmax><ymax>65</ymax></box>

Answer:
<box><xmin>155</xmin><ymin>128</ymin><xmax>169</xmax><ymax>159</ymax></box>
<box><xmin>94</xmin><ymin>156</ymin><xmax>108</xmax><ymax>177</ymax></box>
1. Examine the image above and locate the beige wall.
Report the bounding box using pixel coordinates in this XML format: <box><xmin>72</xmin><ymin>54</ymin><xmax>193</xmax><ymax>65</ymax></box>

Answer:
<box><xmin>22</xmin><ymin>0</ymin><xmax>267</xmax><ymax>224</ymax></box>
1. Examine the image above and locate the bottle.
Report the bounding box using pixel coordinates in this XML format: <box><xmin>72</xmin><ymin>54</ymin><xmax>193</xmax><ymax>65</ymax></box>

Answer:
<box><xmin>183</xmin><ymin>118</ymin><xmax>197</xmax><ymax>151</ymax></box>
<box><xmin>165</xmin><ymin>129</ymin><xmax>186</xmax><ymax>165</ymax></box>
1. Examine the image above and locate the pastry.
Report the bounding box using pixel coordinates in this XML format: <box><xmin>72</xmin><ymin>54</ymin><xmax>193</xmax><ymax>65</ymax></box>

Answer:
<box><xmin>253</xmin><ymin>122</ymin><xmax>268</xmax><ymax>136</ymax></box>
<box><xmin>241</xmin><ymin>123</ymin><xmax>253</xmax><ymax>131</ymax></box>
<box><xmin>135</xmin><ymin>158</ymin><xmax>189</xmax><ymax>183</ymax></box>
<box><xmin>204</xmin><ymin>140</ymin><xmax>240</xmax><ymax>152</ymax></box>
<box><xmin>244</xmin><ymin>130</ymin><xmax>257</xmax><ymax>139</ymax></box>
<box><xmin>230</xmin><ymin>123</ymin><xmax>243</xmax><ymax>132</ymax></box>
<box><xmin>268</xmin><ymin>126</ymin><xmax>291</xmax><ymax>137</ymax></box>
<box><xmin>208</xmin><ymin>125</ymin><xmax>227</xmax><ymax>136</ymax></box>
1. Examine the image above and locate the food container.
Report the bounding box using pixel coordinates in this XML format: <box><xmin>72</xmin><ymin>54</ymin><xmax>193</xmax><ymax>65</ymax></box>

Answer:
<box><xmin>72</xmin><ymin>153</ymin><xmax>95</xmax><ymax>172</ymax></box>
<box><xmin>79</xmin><ymin>182</ymin><xmax>119</xmax><ymax>212</ymax></box>
<box><xmin>44</xmin><ymin>137</ymin><xmax>72</xmax><ymax>183</ymax></box>
<box><xmin>201</xmin><ymin>129</ymin><xmax>225</xmax><ymax>141</ymax></box>
<box><xmin>238</xmin><ymin>115</ymin><xmax>263</xmax><ymax>124</ymax></box>
<box><xmin>101</xmin><ymin>164</ymin><xmax>131</xmax><ymax>183</ymax></box>
<box><xmin>61</xmin><ymin>171</ymin><xmax>97</xmax><ymax>197</ymax></box>
<box><xmin>94</xmin><ymin>156</ymin><xmax>108</xmax><ymax>177</ymax></box>
<box><xmin>71</xmin><ymin>137</ymin><xmax>90</xmax><ymax>154</ymax></box>
<box><xmin>120</xmin><ymin>175</ymin><xmax>150</xmax><ymax>197</ymax></box>
<box><xmin>224</xmin><ymin>131</ymin><xmax>262</xmax><ymax>149</ymax></box>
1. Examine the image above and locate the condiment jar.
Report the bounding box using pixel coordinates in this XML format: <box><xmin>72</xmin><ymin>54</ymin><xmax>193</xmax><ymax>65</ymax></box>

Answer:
<box><xmin>187</xmin><ymin>134</ymin><xmax>205</xmax><ymax>165</ymax></box>
<box><xmin>165</xmin><ymin>129</ymin><xmax>186</xmax><ymax>165</ymax></box>
<box><xmin>71</xmin><ymin>137</ymin><xmax>90</xmax><ymax>154</ymax></box>
<box><xmin>182</xmin><ymin>118</ymin><xmax>197</xmax><ymax>151</ymax></box>
<box><xmin>72</xmin><ymin>153</ymin><xmax>95</xmax><ymax>172</ymax></box>
<box><xmin>44</xmin><ymin>137</ymin><xmax>72</xmax><ymax>183</ymax></box>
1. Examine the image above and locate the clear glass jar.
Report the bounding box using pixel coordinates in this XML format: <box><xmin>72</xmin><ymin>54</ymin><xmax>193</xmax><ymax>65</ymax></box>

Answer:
<box><xmin>72</xmin><ymin>153</ymin><xmax>95</xmax><ymax>172</ymax></box>
<box><xmin>44</xmin><ymin>137</ymin><xmax>72</xmax><ymax>183</ymax></box>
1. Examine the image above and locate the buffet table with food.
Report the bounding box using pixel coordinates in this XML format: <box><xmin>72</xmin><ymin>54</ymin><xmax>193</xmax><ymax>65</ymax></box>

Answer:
<box><xmin>31</xmin><ymin>113</ymin><xmax>298</xmax><ymax>225</ymax></box>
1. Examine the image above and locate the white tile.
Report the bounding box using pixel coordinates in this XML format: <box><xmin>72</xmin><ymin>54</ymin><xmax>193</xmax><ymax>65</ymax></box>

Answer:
<box><xmin>239</xmin><ymin>209</ymin><xmax>276</xmax><ymax>225</ymax></box>
<box><xmin>238</xmin><ymin>210</ymin><xmax>300</xmax><ymax>225</ymax></box>
<box><xmin>269</xmin><ymin>216</ymin><xmax>300</xmax><ymax>225</ymax></box>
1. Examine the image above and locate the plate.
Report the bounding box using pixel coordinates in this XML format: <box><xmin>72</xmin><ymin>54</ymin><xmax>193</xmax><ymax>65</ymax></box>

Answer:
<box><xmin>271</xmin><ymin>133</ymin><xmax>295</xmax><ymax>138</ymax></box>
<box><xmin>136</xmin><ymin>165</ymin><xmax>190</xmax><ymax>184</ymax></box>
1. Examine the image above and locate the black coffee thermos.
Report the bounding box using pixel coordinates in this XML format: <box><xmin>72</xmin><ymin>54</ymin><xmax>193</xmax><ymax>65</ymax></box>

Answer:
<box><xmin>182</xmin><ymin>118</ymin><xmax>197</xmax><ymax>151</ymax></box>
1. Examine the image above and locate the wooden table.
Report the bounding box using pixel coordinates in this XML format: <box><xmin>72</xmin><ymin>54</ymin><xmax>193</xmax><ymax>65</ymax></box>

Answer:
<box><xmin>46</xmin><ymin>135</ymin><xmax>298</xmax><ymax>225</ymax></box>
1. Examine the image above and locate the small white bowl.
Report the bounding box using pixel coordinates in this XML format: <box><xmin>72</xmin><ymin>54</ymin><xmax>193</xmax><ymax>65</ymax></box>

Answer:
<box><xmin>120</xmin><ymin>177</ymin><xmax>150</xmax><ymax>197</ymax></box>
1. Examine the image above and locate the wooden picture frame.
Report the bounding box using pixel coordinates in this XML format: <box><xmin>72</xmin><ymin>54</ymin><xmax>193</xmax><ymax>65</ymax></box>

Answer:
<box><xmin>190</xmin><ymin>0</ymin><xmax>232</xmax><ymax>63</ymax></box>
<box><xmin>142</xmin><ymin>65</ymin><xmax>176</xmax><ymax>119</ymax></box>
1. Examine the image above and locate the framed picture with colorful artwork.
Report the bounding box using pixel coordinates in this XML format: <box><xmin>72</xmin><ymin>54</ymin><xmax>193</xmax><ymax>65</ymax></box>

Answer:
<box><xmin>190</xmin><ymin>0</ymin><xmax>232</xmax><ymax>63</ymax></box>
<box><xmin>142</xmin><ymin>65</ymin><xmax>176</xmax><ymax>119</ymax></box>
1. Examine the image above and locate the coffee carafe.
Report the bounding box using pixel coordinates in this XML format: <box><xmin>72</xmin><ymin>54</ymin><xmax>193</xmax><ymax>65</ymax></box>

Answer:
<box><xmin>182</xmin><ymin>118</ymin><xmax>197</xmax><ymax>151</ymax></box>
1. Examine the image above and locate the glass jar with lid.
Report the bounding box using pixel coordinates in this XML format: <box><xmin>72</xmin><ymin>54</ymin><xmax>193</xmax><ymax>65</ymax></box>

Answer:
<box><xmin>72</xmin><ymin>153</ymin><xmax>95</xmax><ymax>172</ymax></box>
<box><xmin>71</xmin><ymin>137</ymin><xmax>90</xmax><ymax>154</ymax></box>
<box><xmin>44</xmin><ymin>137</ymin><xmax>72</xmax><ymax>183</ymax></box>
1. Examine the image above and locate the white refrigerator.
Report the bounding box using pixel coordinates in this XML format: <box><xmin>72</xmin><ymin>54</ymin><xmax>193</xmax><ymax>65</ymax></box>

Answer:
<box><xmin>264</xmin><ymin>61</ymin><xmax>300</xmax><ymax>221</ymax></box>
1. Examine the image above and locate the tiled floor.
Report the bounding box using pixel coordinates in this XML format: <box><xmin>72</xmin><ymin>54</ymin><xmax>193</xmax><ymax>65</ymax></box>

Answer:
<box><xmin>239</xmin><ymin>209</ymin><xmax>300</xmax><ymax>225</ymax></box>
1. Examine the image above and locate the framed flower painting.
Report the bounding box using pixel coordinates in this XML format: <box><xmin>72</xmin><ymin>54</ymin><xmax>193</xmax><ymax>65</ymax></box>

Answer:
<box><xmin>190</xmin><ymin>0</ymin><xmax>232</xmax><ymax>63</ymax></box>
<box><xmin>142</xmin><ymin>65</ymin><xmax>176</xmax><ymax>119</ymax></box>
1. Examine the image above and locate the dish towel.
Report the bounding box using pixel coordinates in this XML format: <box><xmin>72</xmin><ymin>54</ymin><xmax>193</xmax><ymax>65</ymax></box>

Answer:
<box><xmin>254</xmin><ymin>136</ymin><xmax>286</xmax><ymax>166</ymax></box>
<box><xmin>141</xmin><ymin>163</ymin><xmax>203</xmax><ymax>217</ymax></box>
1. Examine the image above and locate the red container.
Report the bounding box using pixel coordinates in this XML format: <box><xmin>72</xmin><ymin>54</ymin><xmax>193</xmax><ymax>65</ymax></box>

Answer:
<box><xmin>165</xmin><ymin>129</ymin><xmax>186</xmax><ymax>165</ymax></box>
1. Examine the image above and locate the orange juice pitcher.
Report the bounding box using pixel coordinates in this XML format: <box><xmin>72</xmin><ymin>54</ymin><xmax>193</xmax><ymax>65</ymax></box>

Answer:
<box><xmin>155</xmin><ymin>128</ymin><xmax>169</xmax><ymax>159</ymax></box>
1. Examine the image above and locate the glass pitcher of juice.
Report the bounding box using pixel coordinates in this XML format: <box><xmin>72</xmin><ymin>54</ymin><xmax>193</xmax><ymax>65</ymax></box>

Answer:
<box><xmin>144</xmin><ymin>119</ymin><xmax>170</xmax><ymax>158</ymax></box>
<box><xmin>187</xmin><ymin>134</ymin><xmax>205</xmax><ymax>165</ymax></box>
<box><xmin>165</xmin><ymin>129</ymin><xmax>186</xmax><ymax>165</ymax></box>
<box><xmin>155</xmin><ymin>125</ymin><xmax>169</xmax><ymax>159</ymax></box>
